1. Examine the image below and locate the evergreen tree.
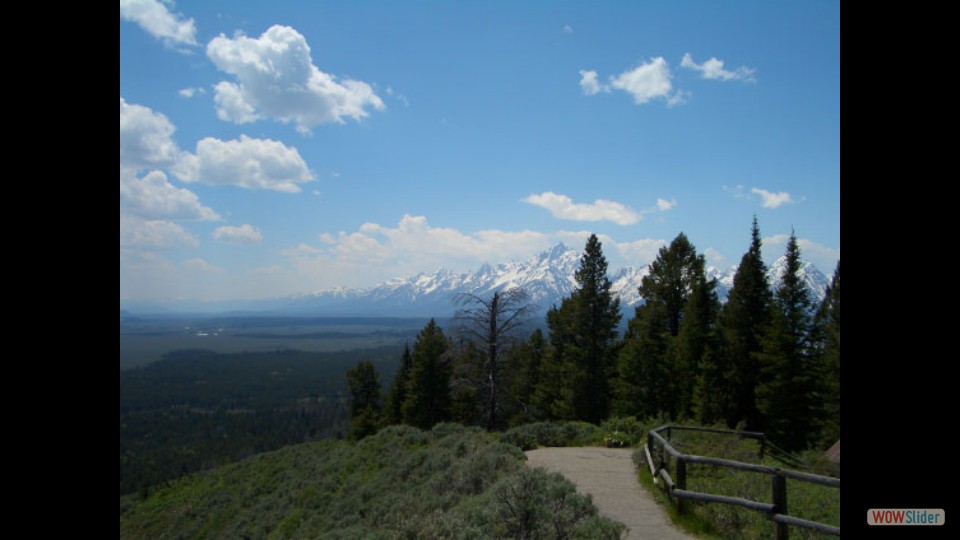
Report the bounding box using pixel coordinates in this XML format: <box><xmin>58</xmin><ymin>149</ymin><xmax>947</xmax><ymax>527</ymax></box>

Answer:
<box><xmin>615</xmin><ymin>233</ymin><xmax>714</xmax><ymax>418</ymax></box>
<box><xmin>639</xmin><ymin>233</ymin><xmax>706</xmax><ymax>336</ymax></box>
<box><xmin>570</xmin><ymin>235</ymin><xmax>622</xmax><ymax>423</ymax></box>
<box><xmin>533</xmin><ymin>234</ymin><xmax>621</xmax><ymax>424</ymax></box>
<box><xmin>673</xmin><ymin>274</ymin><xmax>720</xmax><ymax>418</ymax></box>
<box><xmin>814</xmin><ymin>260</ymin><xmax>840</xmax><ymax>445</ymax></box>
<box><xmin>384</xmin><ymin>345</ymin><xmax>412</xmax><ymax>425</ymax></box>
<box><xmin>345</xmin><ymin>360</ymin><xmax>383</xmax><ymax>440</ymax></box>
<box><xmin>401</xmin><ymin>319</ymin><xmax>452</xmax><ymax>429</ymax></box>
<box><xmin>755</xmin><ymin>232</ymin><xmax>820</xmax><ymax>450</ymax></box>
<box><xmin>716</xmin><ymin>217</ymin><xmax>773</xmax><ymax>429</ymax></box>
<box><xmin>532</xmin><ymin>301</ymin><xmax>576</xmax><ymax>420</ymax></box>
<box><xmin>613</xmin><ymin>302</ymin><xmax>670</xmax><ymax>417</ymax></box>
<box><xmin>505</xmin><ymin>328</ymin><xmax>546</xmax><ymax>424</ymax></box>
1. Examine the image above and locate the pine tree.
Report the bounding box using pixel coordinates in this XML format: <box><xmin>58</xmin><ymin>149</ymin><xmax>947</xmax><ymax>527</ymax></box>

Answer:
<box><xmin>570</xmin><ymin>235</ymin><xmax>622</xmax><ymax>423</ymax></box>
<box><xmin>384</xmin><ymin>345</ymin><xmax>412</xmax><ymax>425</ymax></box>
<box><xmin>673</xmin><ymin>274</ymin><xmax>720</xmax><ymax>418</ymax></box>
<box><xmin>505</xmin><ymin>328</ymin><xmax>546</xmax><ymax>424</ymax></box>
<box><xmin>533</xmin><ymin>234</ymin><xmax>621</xmax><ymax>424</ymax></box>
<box><xmin>401</xmin><ymin>319</ymin><xmax>452</xmax><ymax>429</ymax></box>
<box><xmin>345</xmin><ymin>360</ymin><xmax>383</xmax><ymax>440</ymax></box>
<box><xmin>755</xmin><ymin>232</ymin><xmax>820</xmax><ymax>450</ymax></box>
<box><xmin>613</xmin><ymin>302</ymin><xmax>670</xmax><ymax>417</ymax></box>
<box><xmin>716</xmin><ymin>217</ymin><xmax>773</xmax><ymax>429</ymax></box>
<box><xmin>532</xmin><ymin>301</ymin><xmax>576</xmax><ymax>420</ymax></box>
<box><xmin>615</xmin><ymin>233</ymin><xmax>713</xmax><ymax>418</ymax></box>
<box><xmin>813</xmin><ymin>260</ymin><xmax>840</xmax><ymax>445</ymax></box>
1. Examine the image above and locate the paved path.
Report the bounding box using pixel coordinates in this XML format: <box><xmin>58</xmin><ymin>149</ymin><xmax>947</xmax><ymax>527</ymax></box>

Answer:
<box><xmin>525</xmin><ymin>447</ymin><xmax>695</xmax><ymax>540</ymax></box>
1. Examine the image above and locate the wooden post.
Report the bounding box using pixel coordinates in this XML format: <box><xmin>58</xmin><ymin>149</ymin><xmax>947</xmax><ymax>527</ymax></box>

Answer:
<box><xmin>772</xmin><ymin>474</ymin><xmax>788</xmax><ymax>540</ymax></box>
<box><xmin>676</xmin><ymin>457</ymin><xmax>687</xmax><ymax>514</ymax></box>
<box><xmin>759</xmin><ymin>435</ymin><xmax>766</xmax><ymax>460</ymax></box>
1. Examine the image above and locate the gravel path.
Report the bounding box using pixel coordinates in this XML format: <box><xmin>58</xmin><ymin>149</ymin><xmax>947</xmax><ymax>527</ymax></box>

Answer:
<box><xmin>525</xmin><ymin>447</ymin><xmax>695</xmax><ymax>540</ymax></box>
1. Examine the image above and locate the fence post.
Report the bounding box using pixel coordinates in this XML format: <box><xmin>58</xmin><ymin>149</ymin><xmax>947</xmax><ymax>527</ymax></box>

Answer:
<box><xmin>759</xmin><ymin>434</ymin><xmax>766</xmax><ymax>460</ymax></box>
<box><xmin>676</xmin><ymin>456</ymin><xmax>687</xmax><ymax>514</ymax></box>
<box><xmin>772</xmin><ymin>473</ymin><xmax>788</xmax><ymax>540</ymax></box>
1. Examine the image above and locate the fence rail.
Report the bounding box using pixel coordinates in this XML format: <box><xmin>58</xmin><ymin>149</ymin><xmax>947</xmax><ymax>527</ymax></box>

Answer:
<box><xmin>645</xmin><ymin>424</ymin><xmax>840</xmax><ymax>539</ymax></box>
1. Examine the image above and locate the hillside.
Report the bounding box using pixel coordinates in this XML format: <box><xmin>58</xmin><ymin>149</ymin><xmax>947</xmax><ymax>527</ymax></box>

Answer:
<box><xmin>120</xmin><ymin>424</ymin><xmax>625</xmax><ymax>539</ymax></box>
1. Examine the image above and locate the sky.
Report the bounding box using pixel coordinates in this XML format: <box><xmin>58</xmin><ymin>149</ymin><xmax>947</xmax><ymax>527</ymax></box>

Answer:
<box><xmin>120</xmin><ymin>0</ymin><xmax>840</xmax><ymax>303</ymax></box>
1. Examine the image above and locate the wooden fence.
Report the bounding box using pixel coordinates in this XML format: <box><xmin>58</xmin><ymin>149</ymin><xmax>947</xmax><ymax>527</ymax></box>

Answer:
<box><xmin>645</xmin><ymin>424</ymin><xmax>840</xmax><ymax>539</ymax></box>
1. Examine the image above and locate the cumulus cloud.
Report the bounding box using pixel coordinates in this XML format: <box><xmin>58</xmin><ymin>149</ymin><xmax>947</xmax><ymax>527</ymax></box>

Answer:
<box><xmin>522</xmin><ymin>192</ymin><xmax>641</xmax><ymax>225</ymax></box>
<box><xmin>616</xmin><ymin>239</ymin><xmax>667</xmax><ymax>266</ymax></box>
<box><xmin>681</xmin><ymin>53</ymin><xmax>756</xmax><ymax>83</ymax></box>
<box><xmin>178</xmin><ymin>87</ymin><xmax>206</xmax><ymax>98</ymax></box>
<box><xmin>703</xmin><ymin>247</ymin><xmax>727</xmax><ymax>267</ymax></box>
<box><xmin>212</xmin><ymin>224</ymin><xmax>263</xmax><ymax>245</ymax></box>
<box><xmin>174</xmin><ymin>135</ymin><xmax>315</xmax><ymax>192</ymax></box>
<box><xmin>283</xmin><ymin>215</ymin><xmax>565</xmax><ymax>287</ymax></box>
<box><xmin>656</xmin><ymin>198</ymin><xmax>677</xmax><ymax>211</ymax></box>
<box><xmin>120</xmin><ymin>98</ymin><xmax>178</xmax><ymax>170</ymax></box>
<box><xmin>609</xmin><ymin>57</ymin><xmax>676</xmax><ymax>105</ymax></box>
<box><xmin>751</xmin><ymin>187</ymin><xmax>793</xmax><ymax>209</ymax></box>
<box><xmin>763</xmin><ymin>234</ymin><xmax>840</xmax><ymax>273</ymax></box>
<box><xmin>120</xmin><ymin>170</ymin><xmax>220</xmax><ymax>221</ymax></box>
<box><xmin>120</xmin><ymin>213</ymin><xmax>199</xmax><ymax>249</ymax></box>
<box><xmin>579</xmin><ymin>70</ymin><xmax>604</xmax><ymax>95</ymax></box>
<box><xmin>563</xmin><ymin>25</ymin><xmax>574</xmax><ymax>34</ymax></box>
<box><xmin>582</xmin><ymin>58</ymin><xmax>687</xmax><ymax>106</ymax></box>
<box><xmin>206</xmin><ymin>25</ymin><xmax>385</xmax><ymax>132</ymax></box>
<box><xmin>182</xmin><ymin>258</ymin><xmax>224</xmax><ymax>273</ymax></box>
<box><xmin>119</xmin><ymin>0</ymin><xmax>198</xmax><ymax>49</ymax></box>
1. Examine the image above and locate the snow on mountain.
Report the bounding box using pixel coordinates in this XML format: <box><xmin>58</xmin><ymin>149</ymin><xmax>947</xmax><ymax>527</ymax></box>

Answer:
<box><xmin>288</xmin><ymin>244</ymin><xmax>831</xmax><ymax>316</ymax></box>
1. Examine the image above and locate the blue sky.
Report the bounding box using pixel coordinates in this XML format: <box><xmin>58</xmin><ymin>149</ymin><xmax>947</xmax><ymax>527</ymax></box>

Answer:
<box><xmin>120</xmin><ymin>0</ymin><xmax>839</xmax><ymax>302</ymax></box>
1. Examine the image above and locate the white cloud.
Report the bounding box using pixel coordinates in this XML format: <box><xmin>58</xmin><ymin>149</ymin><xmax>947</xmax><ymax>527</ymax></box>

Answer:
<box><xmin>522</xmin><ymin>192</ymin><xmax>641</xmax><ymax>225</ymax></box>
<box><xmin>609</xmin><ymin>57</ymin><xmax>676</xmax><ymax>105</ymax></box>
<box><xmin>616</xmin><ymin>239</ymin><xmax>667</xmax><ymax>266</ymax></box>
<box><xmin>284</xmin><ymin>215</ymin><xmax>560</xmax><ymax>287</ymax></box>
<box><xmin>178</xmin><ymin>87</ymin><xmax>206</xmax><ymax>98</ymax></box>
<box><xmin>763</xmin><ymin>235</ymin><xmax>840</xmax><ymax>274</ymax></box>
<box><xmin>666</xmin><ymin>89</ymin><xmax>690</xmax><ymax>108</ymax></box>
<box><xmin>120</xmin><ymin>169</ymin><xmax>220</xmax><ymax>221</ymax></box>
<box><xmin>656</xmin><ymin>198</ymin><xmax>677</xmax><ymax>211</ymax></box>
<box><xmin>206</xmin><ymin>25</ymin><xmax>385</xmax><ymax>132</ymax></box>
<box><xmin>119</xmin><ymin>0</ymin><xmax>198</xmax><ymax>49</ymax></box>
<box><xmin>681</xmin><ymin>53</ymin><xmax>756</xmax><ymax>83</ymax></box>
<box><xmin>174</xmin><ymin>135</ymin><xmax>315</xmax><ymax>192</ymax></box>
<box><xmin>120</xmin><ymin>213</ymin><xmax>199</xmax><ymax>249</ymax></box>
<box><xmin>751</xmin><ymin>187</ymin><xmax>794</xmax><ymax>209</ymax></box>
<box><xmin>182</xmin><ymin>258</ymin><xmax>224</xmax><ymax>273</ymax></box>
<box><xmin>704</xmin><ymin>247</ymin><xmax>727</xmax><ymax>267</ymax></box>
<box><xmin>212</xmin><ymin>224</ymin><xmax>263</xmax><ymax>245</ymax></box>
<box><xmin>579</xmin><ymin>70</ymin><xmax>604</xmax><ymax>95</ymax></box>
<box><xmin>563</xmin><ymin>24</ymin><xmax>574</xmax><ymax>34</ymax></box>
<box><xmin>120</xmin><ymin>98</ymin><xmax>178</xmax><ymax>170</ymax></box>
<box><xmin>723</xmin><ymin>184</ymin><xmax>750</xmax><ymax>200</ymax></box>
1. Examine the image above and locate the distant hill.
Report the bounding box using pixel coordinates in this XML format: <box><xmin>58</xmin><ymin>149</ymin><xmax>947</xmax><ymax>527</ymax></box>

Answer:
<box><xmin>120</xmin><ymin>424</ymin><xmax>624</xmax><ymax>539</ymax></box>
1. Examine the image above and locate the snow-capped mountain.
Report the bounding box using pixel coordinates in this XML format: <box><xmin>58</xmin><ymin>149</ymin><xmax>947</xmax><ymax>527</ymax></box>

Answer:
<box><xmin>287</xmin><ymin>244</ymin><xmax>830</xmax><ymax>317</ymax></box>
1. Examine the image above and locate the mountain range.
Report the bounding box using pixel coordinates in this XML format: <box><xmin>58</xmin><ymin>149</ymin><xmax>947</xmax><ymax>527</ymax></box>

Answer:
<box><xmin>286</xmin><ymin>243</ymin><xmax>829</xmax><ymax>317</ymax></box>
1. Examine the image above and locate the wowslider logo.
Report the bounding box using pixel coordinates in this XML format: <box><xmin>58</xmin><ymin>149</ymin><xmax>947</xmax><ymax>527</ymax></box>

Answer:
<box><xmin>867</xmin><ymin>509</ymin><xmax>944</xmax><ymax>526</ymax></box>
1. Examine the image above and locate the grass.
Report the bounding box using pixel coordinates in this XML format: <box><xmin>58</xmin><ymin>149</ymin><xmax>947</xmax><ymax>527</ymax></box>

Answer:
<box><xmin>633</xmin><ymin>428</ymin><xmax>840</xmax><ymax>539</ymax></box>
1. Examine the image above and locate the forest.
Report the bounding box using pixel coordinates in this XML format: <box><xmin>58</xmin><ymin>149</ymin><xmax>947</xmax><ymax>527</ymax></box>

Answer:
<box><xmin>345</xmin><ymin>218</ymin><xmax>840</xmax><ymax>452</ymax></box>
<box><xmin>119</xmin><ymin>346</ymin><xmax>401</xmax><ymax>495</ymax></box>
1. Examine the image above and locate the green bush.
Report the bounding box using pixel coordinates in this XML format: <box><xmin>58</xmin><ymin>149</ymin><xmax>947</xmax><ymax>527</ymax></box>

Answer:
<box><xmin>500</xmin><ymin>421</ymin><xmax>604</xmax><ymax>450</ymax></box>
<box><xmin>120</xmin><ymin>423</ymin><xmax>626</xmax><ymax>539</ymax></box>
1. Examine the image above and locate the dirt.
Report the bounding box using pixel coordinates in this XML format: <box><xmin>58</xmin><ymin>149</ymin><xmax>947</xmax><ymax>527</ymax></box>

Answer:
<box><xmin>525</xmin><ymin>447</ymin><xmax>695</xmax><ymax>540</ymax></box>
